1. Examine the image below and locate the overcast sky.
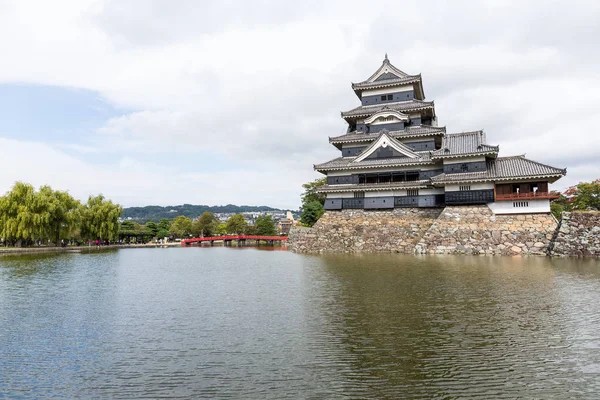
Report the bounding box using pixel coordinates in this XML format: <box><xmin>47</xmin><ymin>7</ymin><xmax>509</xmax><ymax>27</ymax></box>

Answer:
<box><xmin>0</xmin><ymin>0</ymin><xmax>598</xmax><ymax>209</ymax></box>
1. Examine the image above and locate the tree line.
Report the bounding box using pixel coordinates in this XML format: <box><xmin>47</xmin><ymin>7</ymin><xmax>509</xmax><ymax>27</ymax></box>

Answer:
<box><xmin>551</xmin><ymin>179</ymin><xmax>600</xmax><ymax>218</ymax></box>
<box><xmin>0</xmin><ymin>182</ymin><xmax>122</xmax><ymax>247</ymax></box>
<box><xmin>122</xmin><ymin>204</ymin><xmax>282</xmax><ymax>223</ymax></box>
<box><xmin>118</xmin><ymin>212</ymin><xmax>278</xmax><ymax>242</ymax></box>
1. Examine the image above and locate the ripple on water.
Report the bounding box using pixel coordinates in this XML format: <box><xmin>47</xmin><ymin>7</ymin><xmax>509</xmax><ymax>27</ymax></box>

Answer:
<box><xmin>1</xmin><ymin>249</ymin><xmax>600</xmax><ymax>398</ymax></box>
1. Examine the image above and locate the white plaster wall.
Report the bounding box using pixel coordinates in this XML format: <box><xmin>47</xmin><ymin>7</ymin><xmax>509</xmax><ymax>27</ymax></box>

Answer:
<box><xmin>326</xmin><ymin>193</ymin><xmax>354</xmax><ymax>199</ymax></box>
<box><xmin>365</xmin><ymin>191</ymin><xmax>395</xmax><ymax>197</ymax></box>
<box><xmin>488</xmin><ymin>199</ymin><xmax>550</xmax><ymax>215</ymax></box>
<box><xmin>327</xmin><ymin>171</ymin><xmax>353</xmax><ymax>177</ymax></box>
<box><xmin>362</xmin><ymin>86</ymin><xmax>412</xmax><ymax>96</ymax></box>
<box><xmin>419</xmin><ymin>188</ymin><xmax>445</xmax><ymax>195</ymax></box>
<box><xmin>333</xmin><ymin>164</ymin><xmax>443</xmax><ymax>174</ymax></box>
<box><xmin>443</xmin><ymin>156</ymin><xmax>486</xmax><ymax>165</ymax></box>
<box><xmin>445</xmin><ymin>183</ymin><xmax>494</xmax><ymax>191</ymax></box>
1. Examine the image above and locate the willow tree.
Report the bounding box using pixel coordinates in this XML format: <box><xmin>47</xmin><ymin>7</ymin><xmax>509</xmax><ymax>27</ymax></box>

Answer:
<box><xmin>0</xmin><ymin>182</ymin><xmax>48</xmax><ymax>246</ymax></box>
<box><xmin>80</xmin><ymin>195</ymin><xmax>123</xmax><ymax>241</ymax></box>
<box><xmin>39</xmin><ymin>185</ymin><xmax>81</xmax><ymax>244</ymax></box>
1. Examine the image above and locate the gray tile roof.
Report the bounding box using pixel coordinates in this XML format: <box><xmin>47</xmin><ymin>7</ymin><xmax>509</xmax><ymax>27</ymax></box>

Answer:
<box><xmin>318</xmin><ymin>181</ymin><xmax>432</xmax><ymax>193</ymax></box>
<box><xmin>352</xmin><ymin>75</ymin><xmax>422</xmax><ymax>91</ymax></box>
<box><xmin>341</xmin><ymin>100</ymin><xmax>434</xmax><ymax>119</ymax></box>
<box><xmin>431</xmin><ymin>131</ymin><xmax>499</xmax><ymax>158</ymax></box>
<box><xmin>314</xmin><ymin>152</ymin><xmax>434</xmax><ymax>172</ymax></box>
<box><xmin>430</xmin><ymin>156</ymin><xmax>567</xmax><ymax>184</ymax></box>
<box><xmin>329</xmin><ymin>125</ymin><xmax>446</xmax><ymax>146</ymax></box>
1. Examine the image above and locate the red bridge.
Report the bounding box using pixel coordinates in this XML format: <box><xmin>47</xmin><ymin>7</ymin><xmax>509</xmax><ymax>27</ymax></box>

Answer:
<box><xmin>181</xmin><ymin>235</ymin><xmax>288</xmax><ymax>246</ymax></box>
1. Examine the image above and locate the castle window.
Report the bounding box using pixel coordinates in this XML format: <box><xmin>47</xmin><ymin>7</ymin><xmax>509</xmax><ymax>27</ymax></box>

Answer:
<box><xmin>407</xmin><ymin>189</ymin><xmax>419</xmax><ymax>196</ymax></box>
<box><xmin>459</xmin><ymin>185</ymin><xmax>471</xmax><ymax>191</ymax></box>
<box><xmin>461</xmin><ymin>163</ymin><xmax>468</xmax><ymax>172</ymax></box>
<box><xmin>387</xmin><ymin>94</ymin><xmax>393</xmax><ymax>100</ymax></box>
<box><xmin>354</xmin><ymin>191</ymin><xmax>365</xmax><ymax>198</ymax></box>
<box><xmin>381</xmin><ymin>95</ymin><xmax>386</xmax><ymax>101</ymax></box>
<box><xmin>513</xmin><ymin>201</ymin><xmax>529</xmax><ymax>208</ymax></box>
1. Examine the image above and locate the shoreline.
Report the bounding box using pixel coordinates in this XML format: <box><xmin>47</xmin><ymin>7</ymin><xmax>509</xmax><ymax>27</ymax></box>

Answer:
<box><xmin>0</xmin><ymin>242</ymin><xmax>181</xmax><ymax>255</ymax></box>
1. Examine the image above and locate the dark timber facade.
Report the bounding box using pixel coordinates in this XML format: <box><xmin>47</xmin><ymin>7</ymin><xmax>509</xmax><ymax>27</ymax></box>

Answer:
<box><xmin>315</xmin><ymin>55</ymin><xmax>567</xmax><ymax>215</ymax></box>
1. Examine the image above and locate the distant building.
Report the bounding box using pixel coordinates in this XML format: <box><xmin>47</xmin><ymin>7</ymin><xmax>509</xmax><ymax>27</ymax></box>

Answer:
<box><xmin>315</xmin><ymin>55</ymin><xmax>566</xmax><ymax>214</ymax></box>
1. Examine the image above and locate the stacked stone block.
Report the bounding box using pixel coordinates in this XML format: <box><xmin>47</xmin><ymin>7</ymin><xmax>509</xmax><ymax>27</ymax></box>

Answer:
<box><xmin>287</xmin><ymin>208</ymin><xmax>442</xmax><ymax>254</ymax></box>
<box><xmin>550</xmin><ymin>212</ymin><xmax>600</xmax><ymax>257</ymax></box>
<box><xmin>415</xmin><ymin>206</ymin><xmax>557</xmax><ymax>256</ymax></box>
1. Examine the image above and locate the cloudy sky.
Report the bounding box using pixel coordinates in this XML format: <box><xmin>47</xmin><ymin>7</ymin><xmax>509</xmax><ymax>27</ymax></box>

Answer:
<box><xmin>0</xmin><ymin>0</ymin><xmax>598</xmax><ymax>209</ymax></box>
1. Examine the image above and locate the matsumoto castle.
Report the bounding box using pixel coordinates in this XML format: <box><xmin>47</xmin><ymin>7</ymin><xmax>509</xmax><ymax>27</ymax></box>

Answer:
<box><xmin>315</xmin><ymin>55</ymin><xmax>566</xmax><ymax>215</ymax></box>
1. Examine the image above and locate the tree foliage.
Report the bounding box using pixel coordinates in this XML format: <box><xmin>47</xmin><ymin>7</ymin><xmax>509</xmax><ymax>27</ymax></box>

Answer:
<box><xmin>300</xmin><ymin>200</ymin><xmax>325</xmax><ymax>227</ymax></box>
<box><xmin>552</xmin><ymin>179</ymin><xmax>600</xmax><ymax>219</ymax></box>
<box><xmin>299</xmin><ymin>177</ymin><xmax>327</xmax><ymax>227</ymax></box>
<box><xmin>564</xmin><ymin>179</ymin><xmax>600</xmax><ymax>211</ymax></box>
<box><xmin>225</xmin><ymin>214</ymin><xmax>248</xmax><ymax>235</ymax></box>
<box><xmin>254</xmin><ymin>215</ymin><xmax>277</xmax><ymax>236</ymax></box>
<box><xmin>193</xmin><ymin>211</ymin><xmax>219</xmax><ymax>237</ymax></box>
<box><xmin>169</xmin><ymin>215</ymin><xmax>193</xmax><ymax>238</ymax></box>
<box><xmin>80</xmin><ymin>195</ymin><xmax>123</xmax><ymax>241</ymax></box>
<box><xmin>122</xmin><ymin>204</ymin><xmax>282</xmax><ymax>222</ymax></box>
<box><xmin>0</xmin><ymin>182</ymin><xmax>122</xmax><ymax>246</ymax></box>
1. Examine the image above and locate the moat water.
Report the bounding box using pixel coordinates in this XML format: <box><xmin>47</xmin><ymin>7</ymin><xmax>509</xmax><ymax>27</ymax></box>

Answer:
<box><xmin>1</xmin><ymin>248</ymin><xmax>600</xmax><ymax>398</ymax></box>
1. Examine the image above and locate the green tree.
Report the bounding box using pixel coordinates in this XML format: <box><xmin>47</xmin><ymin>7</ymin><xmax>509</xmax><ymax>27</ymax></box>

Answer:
<box><xmin>39</xmin><ymin>186</ymin><xmax>81</xmax><ymax>244</ymax></box>
<box><xmin>216</xmin><ymin>222</ymin><xmax>227</xmax><ymax>235</ymax></box>
<box><xmin>299</xmin><ymin>177</ymin><xmax>327</xmax><ymax>227</ymax></box>
<box><xmin>80</xmin><ymin>195</ymin><xmax>122</xmax><ymax>241</ymax></box>
<box><xmin>0</xmin><ymin>182</ymin><xmax>48</xmax><ymax>246</ymax></box>
<box><xmin>225</xmin><ymin>214</ymin><xmax>248</xmax><ymax>234</ymax></box>
<box><xmin>145</xmin><ymin>221</ymin><xmax>158</xmax><ymax>236</ymax></box>
<box><xmin>300</xmin><ymin>200</ymin><xmax>325</xmax><ymax>227</ymax></box>
<box><xmin>169</xmin><ymin>215</ymin><xmax>193</xmax><ymax>238</ymax></box>
<box><xmin>192</xmin><ymin>211</ymin><xmax>219</xmax><ymax>237</ymax></box>
<box><xmin>564</xmin><ymin>179</ymin><xmax>600</xmax><ymax>211</ymax></box>
<box><xmin>156</xmin><ymin>218</ymin><xmax>171</xmax><ymax>239</ymax></box>
<box><xmin>245</xmin><ymin>224</ymin><xmax>258</xmax><ymax>235</ymax></box>
<box><xmin>254</xmin><ymin>215</ymin><xmax>277</xmax><ymax>236</ymax></box>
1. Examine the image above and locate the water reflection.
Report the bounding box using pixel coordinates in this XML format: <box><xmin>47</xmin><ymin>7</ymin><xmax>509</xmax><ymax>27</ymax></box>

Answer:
<box><xmin>315</xmin><ymin>255</ymin><xmax>600</xmax><ymax>398</ymax></box>
<box><xmin>1</xmin><ymin>250</ymin><xmax>599</xmax><ymax>398</ymax></box>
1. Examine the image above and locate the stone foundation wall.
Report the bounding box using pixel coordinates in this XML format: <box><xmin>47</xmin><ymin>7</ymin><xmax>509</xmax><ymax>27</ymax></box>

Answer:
<box><xmin>550</xmin><ymin>212</ymin><xmax>600</xmax><ymax>257</ymax></box>
<box><xmin>287</xmin><ymin>208</ymin><xmax>442</xmax><ymax>253</ymax></box>
<box><xmin>288</xmin><ymin>206</ymin><xmax>560</xmax><ymax>256</ymax></box>
<box><xmin>415</xmin><ymin>206</ymin><xmax>558</xmax><ymax>256</ymax></box>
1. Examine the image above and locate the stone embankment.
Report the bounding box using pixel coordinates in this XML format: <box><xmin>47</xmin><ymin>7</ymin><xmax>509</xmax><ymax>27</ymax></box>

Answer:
<box><xmin>0</xmin><ymin>242</ymin><xmax>180</xmax><ymax>255</ymax></box>
<box><xmin>414</xmin><ymin>206</ymin><xmax>557</xmax><ymax>256</ymax></box>
<box><xmin>287</xmin><ymin>208</ymin><xmax>442</xmax><ymax>254</ymax></box>
<box><xmin>288</xmin><ymin>205</ymin><xmax>569</xmax><ymax>256</ymax></box>
<box><xmin>550</xmin><ymin>212</ymin><xmax>600</xmax><ymax>257</ymax></box>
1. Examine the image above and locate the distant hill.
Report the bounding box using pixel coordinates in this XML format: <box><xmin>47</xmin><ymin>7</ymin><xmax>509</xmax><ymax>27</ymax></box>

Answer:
<box><xmin>122</xmin><ymin>204</ymin><xmax>285</xmax><ymax>222</ymax></box>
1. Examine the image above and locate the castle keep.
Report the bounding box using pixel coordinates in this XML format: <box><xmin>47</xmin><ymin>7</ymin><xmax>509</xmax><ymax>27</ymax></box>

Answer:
<box><xmin>315</xmin><ymin>55</ymin><xmax>566</xmax><ymax>214</ymax></box>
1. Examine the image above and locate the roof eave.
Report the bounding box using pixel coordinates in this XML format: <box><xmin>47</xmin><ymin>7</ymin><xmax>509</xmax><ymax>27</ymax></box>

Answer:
<box><xmin>431</xmin><ymin>173</ymin><xmax>565</xmax><ymax>185</ymax></box>
<box><xmin>430</xmin><ymin>151</ymin><xmax>499</xmax><ymax>160</ymax></box>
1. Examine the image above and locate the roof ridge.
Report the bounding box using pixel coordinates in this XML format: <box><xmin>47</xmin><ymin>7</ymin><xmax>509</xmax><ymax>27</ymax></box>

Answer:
<box><xmin>445</xmin><ymin>130</ymin><xmax>484</xmax><ymax>136</ymax></box>
<box><xmin>497</xmin><ymin>155</ymin><xmax>566</xmax><ymax>172</ymax></box>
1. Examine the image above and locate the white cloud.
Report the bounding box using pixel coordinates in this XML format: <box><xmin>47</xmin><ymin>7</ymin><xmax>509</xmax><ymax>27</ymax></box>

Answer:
<box><xmin>0</xmin><ymin>0</ymin><xmax>598</xmax><ymax>207</ymax></box>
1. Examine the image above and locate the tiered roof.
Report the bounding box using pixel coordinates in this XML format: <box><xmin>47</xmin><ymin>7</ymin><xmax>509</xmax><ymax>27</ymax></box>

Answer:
<box><xmin>318</xmin><ymin>180</ymin><xmax>431</xmax><ymax>194</ymax></box>
<box><xmin>351</xmin><ymin>55</ymin><xmax>425</xmax><ymax>99</ymax></box>
<box><xmin>431</xmin><ymin>131</ymin><xmax>499</xmax><ymax>159</ymax></box>
<box><xmin>315</xmin><ymin>152</ymin><xmax>434</xmax><ymax>172</ymax></box>
<box><xmin>329</xmin><ymin>125</ymin><xmax>446</xmax><ymax>148</ymax></box>
<box><xmin>316</xmin><ymin>56</ymin><xmax>567</xmax><ymax>189</ymax></box>
<box><xmin>431</xmin><ymin>156</ymin><xmax>566</xmax><ymax>184</ymax></box>
<box><xmin>341</xmin><ymin>100</ymin><xmax>434</xmax><ymax>120</ymax></box>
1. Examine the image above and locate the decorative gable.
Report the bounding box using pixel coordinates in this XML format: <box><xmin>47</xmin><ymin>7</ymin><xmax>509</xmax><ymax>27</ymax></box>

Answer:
<box><xmin>353</xmin><ymin>131</ymin><xmax>419</xmax><ymax>162</ymax></box>
<box><xmin>365</xmin><ymin>54</ymin><xmax>409</xmax><ymax>83</ymax></box>
<box><xmin>364</xmin><ymin>109</ymin><xmax>410</xmax><ymax>125</ymax></box>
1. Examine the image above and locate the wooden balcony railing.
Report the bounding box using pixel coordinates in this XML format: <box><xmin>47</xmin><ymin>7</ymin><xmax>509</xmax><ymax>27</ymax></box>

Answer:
<box><xmin>495</xmin><ymin>192</ymin><xmax>560</xmax><ymax>200</ymax></box>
